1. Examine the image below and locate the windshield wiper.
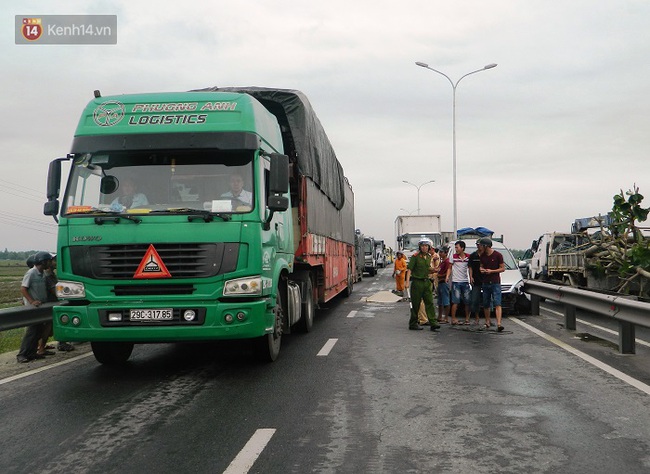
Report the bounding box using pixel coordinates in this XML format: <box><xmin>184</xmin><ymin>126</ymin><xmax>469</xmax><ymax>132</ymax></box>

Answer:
<box><xmin>89</xmin><ymin>210</ymin><xmax>142</xmax><ymax>225</ymax></box>
<box><xmin>150</xmin><ymin>208</ymin><xmax>231</xmax><ymax>222</ymax></box>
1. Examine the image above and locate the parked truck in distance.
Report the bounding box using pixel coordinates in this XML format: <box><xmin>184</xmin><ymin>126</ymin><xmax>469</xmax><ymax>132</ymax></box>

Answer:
<box><xmin>363</xmin><ymin>236</ymin><xmax>378</xmax><ymax>276</ymax></box>
<box><xmin>527</xmin><ymin>215</ymin><xmax>618</xmax><ymax>289</ymax></box>
<box><xmin>43</xmin><ymin>87</ymin><xmax>356</xmax><ymax>364</ymax></box>
<box><xmin>375</xmin><ymin>239</ymin><xmax>386</xmax><ymax>268</ymax></box>
<box><xmin>527</xmin><ymin>232</ymin><xmax>580</xmax><ymax>280</ymax></box>
<box><xmin>395</xmin><ymin>214</ymin><xmax>443</xmax><ymax>257</ymax></box>
<box><xmin>354</xmin><ymin>230</ymin><xmax>365</xmax><ymax>282</ymax></box>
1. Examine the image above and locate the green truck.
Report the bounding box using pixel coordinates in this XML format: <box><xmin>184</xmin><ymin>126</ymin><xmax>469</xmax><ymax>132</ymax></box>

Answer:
<box><xmin>44</xmin><ymin>87</ymin><xmax>356</xmax><ymax>364</ymax></box>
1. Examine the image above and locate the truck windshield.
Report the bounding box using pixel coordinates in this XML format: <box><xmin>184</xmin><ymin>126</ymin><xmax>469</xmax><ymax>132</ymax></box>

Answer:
<box><xmin>62</xmin><ymin>150</ymin><xmax>255</xmax><ymax>215</ymax></box>
<box><xmin>402</xmin><ymin>233</ymin><xmax>440</xmax><ymax>250</ymax></box>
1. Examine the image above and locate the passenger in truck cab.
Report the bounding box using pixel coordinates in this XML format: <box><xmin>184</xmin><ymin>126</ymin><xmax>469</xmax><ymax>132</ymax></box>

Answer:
<box><xmin>220</xmin><ymin>172</ymin><xmax>252</xmax><ymax>206</ymax></box>
<box><xmin>110</xmin><ymin>177</ymin><xmax>149</xmax><ymax>210</ymax></box>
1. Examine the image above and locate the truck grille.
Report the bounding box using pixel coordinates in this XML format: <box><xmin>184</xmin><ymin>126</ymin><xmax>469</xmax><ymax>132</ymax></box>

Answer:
<box><xmin>70</xmin><ymin>243</ymin><xmax>239</xmax><ymax>279</ymax></box>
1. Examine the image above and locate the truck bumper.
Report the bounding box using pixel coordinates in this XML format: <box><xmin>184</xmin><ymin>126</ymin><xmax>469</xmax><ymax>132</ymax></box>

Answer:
<box><xmin>52</xmin><ymin>298</ymin><xmax>274</xmax><ymax>343</ymax></box>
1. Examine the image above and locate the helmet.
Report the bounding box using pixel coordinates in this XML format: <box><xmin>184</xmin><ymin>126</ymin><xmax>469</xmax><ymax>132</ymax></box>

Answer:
<box><xmin>26</xmin><ymin>254</ymin><xmax>36</xmax><ymax>268</ymax></box>
<box><xmin>418</xmin><ymin>238</ymin><xmax>433</xmax><ymax>247</ymax></box>
<box><xmin>33</xmin><ymin>251</ymin><xmax>53</xmax><ymax>265</ymax></box>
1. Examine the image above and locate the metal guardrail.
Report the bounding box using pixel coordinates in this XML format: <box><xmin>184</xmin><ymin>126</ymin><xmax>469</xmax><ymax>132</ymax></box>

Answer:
<box><xmin>524</xmin><ymin>280</ymin><xmax>650</xmax><ymax>354</ymax></box>
<box><xmin>0</xmin><ymin>302</ymin><xmax>59</xmax><ymax>331</ymax></box>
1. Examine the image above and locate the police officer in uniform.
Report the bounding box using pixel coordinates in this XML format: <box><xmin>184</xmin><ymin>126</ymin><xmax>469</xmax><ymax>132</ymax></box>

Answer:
<box><xmin>406</xmin><ymin>239</ymin><xmax>441</xmax><ymax>331</ymax></box>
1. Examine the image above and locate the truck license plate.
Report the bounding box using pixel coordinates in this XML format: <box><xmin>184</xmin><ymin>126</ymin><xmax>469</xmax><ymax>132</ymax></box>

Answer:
<box><xmin>130</xmin><ymin>309</ymin><xmax>173</xmax><ymax>320</ymax></box>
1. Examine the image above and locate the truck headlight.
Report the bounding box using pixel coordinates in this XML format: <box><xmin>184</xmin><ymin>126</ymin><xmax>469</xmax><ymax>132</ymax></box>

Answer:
<box><xmin>223</xmin><ymin>276</ymin><xmax>262</xmax><ymax>296</ymax></box>
<box><xmin>55</xmin><ymin>280</ymin><xmax>86</xmax><ymax>298</ymax></box>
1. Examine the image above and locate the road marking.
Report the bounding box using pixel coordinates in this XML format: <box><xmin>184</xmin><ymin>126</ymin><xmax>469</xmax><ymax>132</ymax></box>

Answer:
<box><xmin>347</xmin><ymin>310</ymin><xmax>358</xmax><ymax>318</ymax></box>
<box><xmin>223</xmin><ymin>428</ymin><xmax>276</xmax><ymax>474</ymax></box>
<box><xmin>542</xmin><ymin>307</ymin><xmax>650</xmax><ymax>348</ymax></box>
<box><xmin>511</xmin><ymin>317</ymin><xmax>650</xmax><ymax>396</ymax></box>
<box><xmin>317</xmin><ymin>338</ymin><xmax>338</xmax><ymax>356</ymax></box>
<box><xmin>0</xmin><ymin>352</ymin><xmax>95</xmax><ymax>386</ymax></box>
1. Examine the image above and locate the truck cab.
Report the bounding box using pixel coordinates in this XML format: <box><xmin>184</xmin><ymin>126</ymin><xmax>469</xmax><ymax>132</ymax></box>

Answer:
<box><xmin>528</xmin><ymin>232</ymin><xmax>579</xmax><ymax>280</ymax></box>
<box><xmin>374</xmin><ymin>239</ymin><xmax>386</xmax><ymax>268</ymax></box>
<box><xmin>363</xmin><ymin>236</ymin><xmax>377</xmax><ymax>276</ymax></box>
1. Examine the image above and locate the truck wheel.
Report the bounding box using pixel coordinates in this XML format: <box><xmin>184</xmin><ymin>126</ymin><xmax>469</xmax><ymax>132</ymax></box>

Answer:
<box><xmin>344</xmin><ymin>261</ymin><xmax>353</xmax><ymax>297</ymax></box>
<box><xmin>91</xmin><ymin>342</ymin><xmax>134</xmax><ymax>365</ymax></box>
<box><xmin>297</xmin><ymin>278</ymin><xmax>314</xmax><ymax>333</ymax></box>
<box><xmin>254</xmin><ymin>292</ymin><xmax>283</xmax><ymax>362</ymax></box>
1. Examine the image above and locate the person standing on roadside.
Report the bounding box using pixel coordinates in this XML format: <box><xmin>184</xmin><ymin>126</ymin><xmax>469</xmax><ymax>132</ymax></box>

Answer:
<box><xmin>43</xmin><ymin>255</ymin><xmax>74</xmax><ymax>352</ymax></box>
<box><xmin>436</xmin><ymin>247</ymin><xmax>451</xmax><ymax>324</ymax></box>
<box><xmin>448</xmin><ymin>240</ymin><xmax>471</xmax><ymax>325</ymax></box>
<box><xmin>36</xmin><ymin>256</ymin><xmax>57</xmax><ymax>357</ymax></box>
<box><xmin>478</xmin><ymin>237</ymin><xmax>506</xmax><ymax>331</ymax></box>
<box><xmin>17</xmin><ymin>251</ymin><xmax>53</xmax><ymax>363</ymax></box>
<box><xmin>406</xmin><ymin>239</ymin><xmax>440</xmax><ymax>331</ymax></box>
<box><xmin>392</xmin><ymin>250</ymin><xmax>407</xmax><ymax>297</ymax></box>
<box><xmin>468</xmin><ymin>241</ymin><xmax>485</xmax><ymax>325</ymax></box>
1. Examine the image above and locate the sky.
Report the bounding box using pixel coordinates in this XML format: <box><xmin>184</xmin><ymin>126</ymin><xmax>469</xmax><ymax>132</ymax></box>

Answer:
<box><xmin>2</xmin><ymin>1</ymin><xmax>649</xmax><ymax>253</ymax></box>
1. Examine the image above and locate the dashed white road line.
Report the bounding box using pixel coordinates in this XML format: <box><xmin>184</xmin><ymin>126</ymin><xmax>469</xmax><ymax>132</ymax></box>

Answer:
<box><xmin>223</xmin><ymin>428</ymin><xmax>276</xmax><ymax>474</ymax></box>
<box><xmin>542</xmin><ymin>307</ymin><xmax>650</xmax><ymax>348</ymax></box>
<box><xmin>347</xmin><ymin>310</ymin><xmax>358</xmax><ymax>318</ymax></box>
<box><xmin>511</xmin><ymin>317</ymin><xmax>650</xmax><ymax>396</ymax></box>
<box><xmin>317</xmin><ymin>338</ymin><xmax>338</xmax><ymax>356</ymax></box>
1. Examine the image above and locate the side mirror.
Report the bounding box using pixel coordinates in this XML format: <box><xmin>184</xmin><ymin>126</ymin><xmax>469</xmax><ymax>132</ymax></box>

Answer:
<box><xmin>43</xmin><ymin>200</ymin><xmax>60</xmax><ymax>216</ymax></box>
<box><xmin>264</xmin><ymin>154</ymin><xmax>289</xmax><ymax>230</ymax></box>
<box><xmin>44</xmin><ymin>159</ymin><xmax>63</xmax><ymax>219</ymax></box>
<box><xmin>46</xmin><ymin>160</ymin><xmax>62</xmax><ymax>200</ymax></box>
<box><xmin>269</xmin><ymin>153</ymin><xmax>289</xmax><ymax>193</ymax></box>
<box><xmin>268</xmin><ymin>195</ymin><xmax>289</xmax><ymax>212</ymax></box>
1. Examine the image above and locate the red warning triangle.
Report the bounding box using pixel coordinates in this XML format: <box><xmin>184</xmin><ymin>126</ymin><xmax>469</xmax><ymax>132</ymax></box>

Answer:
<box><xmin>133</xmin><ymin>244</ymin><xmax>172</xmax><ymax>279</ymax></box>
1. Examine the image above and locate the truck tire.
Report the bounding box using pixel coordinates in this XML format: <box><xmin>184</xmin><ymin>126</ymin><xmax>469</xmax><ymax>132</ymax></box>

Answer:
<box><xmin>343</xmin><ymin>260</ymin><xmax>354</xmax><ymax>298</ymax></box>
<box><xmin>253</xmin><ymin>288</ymin><xmax>283</xmax><ymax>362</ymax></box>
<box><xmin>91</xmin><ymin>341</ymin><xmax>134</xmax><ymax>365</ymax></box>
<box><xmin>297</xmin><ymin>278</ymin><xmax>314</xmax><ymax>333</ymax></box>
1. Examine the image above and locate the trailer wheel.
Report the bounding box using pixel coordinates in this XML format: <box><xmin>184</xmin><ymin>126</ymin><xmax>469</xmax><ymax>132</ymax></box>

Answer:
<box><xmin>253</xmin><ymin>290</ymin><xmax>283</xmax><ymax>362</ymax></box>
<box><xmin>91</xmin><ymin>342</ymin><xmax>134</xmax><ymax>365</ymax></box>
<box><xmin>344</xmin><ymin>260</ymin><xmax>354</xmax><ymax>297</ymax></box>
<box><xmin>297</xmin><ymin>278</ymin><xmax>314</xmax><ymax>333</ymax></box>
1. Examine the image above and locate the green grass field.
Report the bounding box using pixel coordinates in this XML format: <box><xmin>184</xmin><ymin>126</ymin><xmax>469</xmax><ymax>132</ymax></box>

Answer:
<box><xmin>0</xmin><ymin>261</ymin><xmax>28</xmax><ymax>354</ymax></box>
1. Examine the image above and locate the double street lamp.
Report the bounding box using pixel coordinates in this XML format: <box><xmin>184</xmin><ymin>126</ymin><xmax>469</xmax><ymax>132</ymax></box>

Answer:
<box><xmin>402</xmin><ymin>179</ymin><xmax>435</xmax><ymax>215</ymax></box>
<box><xmin>415</xmin><ymin>61</ymin><xmax>497</xmax><ymax>238</ymax></box>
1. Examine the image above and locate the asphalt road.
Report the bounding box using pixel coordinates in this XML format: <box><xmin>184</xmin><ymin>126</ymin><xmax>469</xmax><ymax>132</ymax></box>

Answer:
<box><xmin>1</xmin><ymin>268</ymin><xmax>650</xmax><ymax>473</ymax></box>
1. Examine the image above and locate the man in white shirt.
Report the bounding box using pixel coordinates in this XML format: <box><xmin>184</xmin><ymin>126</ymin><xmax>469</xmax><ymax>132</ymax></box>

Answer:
<box><xmin>447</xmin><ymin>240</ymin><xmax>471</xmax><ymax>325</ymax></box>
<box><xmin>220</xmin><ymin>172</ymin><xmax>252</xmax><ymax>206</ymax></box>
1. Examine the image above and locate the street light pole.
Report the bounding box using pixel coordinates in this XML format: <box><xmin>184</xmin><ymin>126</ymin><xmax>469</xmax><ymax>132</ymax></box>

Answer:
<box><xmin>415</xmin><ymin>61</ymin><xmax>497</xmax><ymax>238</ymax></box>
<box><xmin>402</xmin><ymin>180</ymin><xmax>435</xmax><ymax>215</ymax></box>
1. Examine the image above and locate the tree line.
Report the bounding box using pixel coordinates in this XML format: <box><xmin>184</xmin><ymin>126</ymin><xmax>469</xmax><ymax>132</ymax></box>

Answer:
<box><xmin>0</xmin><ymin>249</ymin><xmax>39</xmax><ymax>261</ymax></box>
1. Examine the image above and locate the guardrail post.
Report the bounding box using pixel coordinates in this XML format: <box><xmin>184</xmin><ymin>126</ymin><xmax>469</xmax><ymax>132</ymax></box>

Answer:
<box><xmin>619</xmin><ymin>321</ymin><xmax>635</xmax><ymax>354</ymax></box>
<box><xmin>530</xmin><ymin>294</ymin><xmax>540</xmax><ymax>316</ymax></box>
<box><xmin>564</xmin><ymin>304</ymin><xmax>576</xmax><ymax>330</ymax></box>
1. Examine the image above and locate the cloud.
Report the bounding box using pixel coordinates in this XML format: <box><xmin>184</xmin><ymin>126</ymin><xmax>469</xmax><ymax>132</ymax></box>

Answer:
<box><xmin>1</xmin><ymin>0</ymin><xmax>649</xmax><ymax>252</ymax></box>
